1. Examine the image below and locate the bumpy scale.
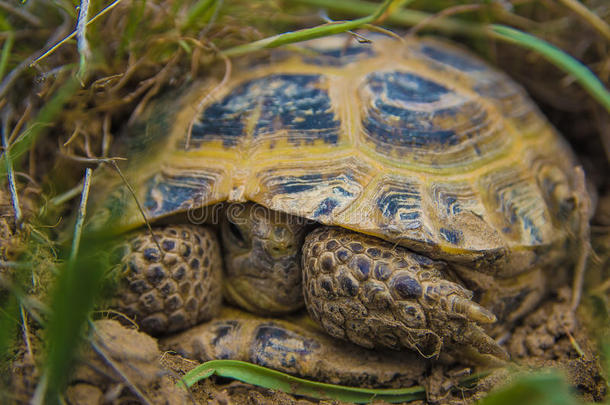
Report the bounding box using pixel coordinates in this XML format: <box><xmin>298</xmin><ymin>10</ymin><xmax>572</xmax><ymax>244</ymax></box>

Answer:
<box><xmin>302</xmin><ymin>227</ymin><xmax>504</xmax><ymax>358</ymax></box>
<box><xmin>112</xmin><ymin>225</ymin><xmax>222</xmax><ymax>334</ymax></box>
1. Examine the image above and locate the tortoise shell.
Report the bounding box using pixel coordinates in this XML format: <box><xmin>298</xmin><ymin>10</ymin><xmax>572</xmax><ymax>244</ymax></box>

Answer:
<box><xmin>96</xmin><ymin>34</ymin><xmax>582</xmax><ymax>276</ymax></box>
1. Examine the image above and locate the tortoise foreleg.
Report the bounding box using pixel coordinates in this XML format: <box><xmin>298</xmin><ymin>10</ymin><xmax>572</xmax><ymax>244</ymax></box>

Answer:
<box><xmin>109</xmin><ymin>224</ymin><xmax>223</xmax><ymax>335</ymax></box>
<box><xmin>302</xmin><ymin>226</ymin><xmax>506</xmax><ymax>360</ymax></box>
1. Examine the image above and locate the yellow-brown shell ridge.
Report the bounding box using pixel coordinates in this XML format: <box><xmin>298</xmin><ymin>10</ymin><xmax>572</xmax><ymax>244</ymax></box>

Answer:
<box><xmin>97</xmin><ymin>34</ymin><xmax>581</xmax><ymax>272</ymax></box>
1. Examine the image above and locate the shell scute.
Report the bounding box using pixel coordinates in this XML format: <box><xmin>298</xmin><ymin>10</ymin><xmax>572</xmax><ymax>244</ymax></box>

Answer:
<box><xmin>478</xmin><ymin>166</ymin><xmax>553</xmax><ymax>247</ymax></box>
<box><xmin>360</xmin><ymin>71</ymin><xmax>461</xmax><ymax>147</ymax></box>
<box><xmin>191</xmin><ymin>74</ymin><xmax>340</xmax><ymax>149</ymax></box>
<box><xmin>143</xmin><ymin>169</ymin><xmax>224</xmax><ymax>218</ymax></box>
<box><xmin>424</xmin><ymin>181</ymin><xmax>505</xmax><ymax>254</ymax></box>
<box><xmin>358</xmin><ymin>67</ymin><xmax>510</xmax><ymax>170</ymax></box>
<box><xmin>257</xmin><ymin>158</ymin><xmax>372</xmax><ymax>221</ymax></box>
<box><xmin>414</xmin><ymin>40</ymin><xmax>550</xmax><ymax>140</ymax></box>
<box><xmin>372</xmin><ymin>176</ymin><xmax>435</xmax><ymax>246</ymax></box>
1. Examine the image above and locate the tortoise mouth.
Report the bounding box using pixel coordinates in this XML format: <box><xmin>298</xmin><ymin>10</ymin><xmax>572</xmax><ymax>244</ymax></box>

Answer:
<box><xmin>223</xmin><ymin>276</ymin><xmax>304</xmax><ymax>315</ymax></box>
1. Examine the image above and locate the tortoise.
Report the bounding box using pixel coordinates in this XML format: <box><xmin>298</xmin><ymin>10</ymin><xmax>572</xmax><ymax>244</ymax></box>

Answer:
<box><xmin>94</xmin><ymin>33</ymin><xmax>588</xmax><ymax>361</ymax></box>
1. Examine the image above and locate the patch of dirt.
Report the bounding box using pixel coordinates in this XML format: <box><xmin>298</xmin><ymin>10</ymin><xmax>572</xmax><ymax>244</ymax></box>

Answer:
<box><xmin>507</xmin><ymin>287</ymin><xmax>606</xmax><ymax>402</ymax></box>
<box><xmin>9</xmin><ymin>320</ymin><xmax>188</xmax><ymax>405</ymax></box>
<box><xmin>70</xmin><ymin>319</ymin><xmax>189</xmax><ymax>405</ymax></box>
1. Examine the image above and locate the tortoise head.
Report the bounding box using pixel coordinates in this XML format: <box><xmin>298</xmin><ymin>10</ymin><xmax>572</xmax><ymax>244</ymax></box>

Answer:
<box><xmin>220</xmin><ymin>203</ymin><xmax>309</xmax><ymax>314</ymax></box>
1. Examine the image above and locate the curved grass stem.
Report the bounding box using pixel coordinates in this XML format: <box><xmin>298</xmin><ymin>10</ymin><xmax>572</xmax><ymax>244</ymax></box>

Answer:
<box><xmin>222</xmin><ymin>0</ymin><xmax>401</xmax><ymax>57</ymax></box>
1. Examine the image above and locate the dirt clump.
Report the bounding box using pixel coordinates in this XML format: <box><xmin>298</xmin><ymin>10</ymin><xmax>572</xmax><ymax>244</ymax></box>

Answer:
<box><xmin>63</xmin><ymin>320</ymin><xmax>188</xmax><ymax>405</ymax></box>
<box><xmin>507</xmin><ymin>287</ymin><xmax>606</xmax><ymax>402</ymax></box>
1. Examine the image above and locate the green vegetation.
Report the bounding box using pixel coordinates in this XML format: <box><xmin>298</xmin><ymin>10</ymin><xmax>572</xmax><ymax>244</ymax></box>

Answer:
<box><xmin>180</xmin><ymin>359</ymin><xmax>426</xmax><ymax>403</ymax></box>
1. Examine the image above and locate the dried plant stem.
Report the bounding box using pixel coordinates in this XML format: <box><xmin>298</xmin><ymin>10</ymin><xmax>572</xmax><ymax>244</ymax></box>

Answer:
<box><xmin>76</xmin><ymin>0</ymin><xmax>92</xmax><ymax>82</ymax></box>
<box><xmin>59</xmin><ymin>154</ymin><xmax>126</xmax><ymax>164</ymax></box>
<box><xmin>69</xmin><ymin>168</ymin><xmax>92</xmax><ymax>263</ymax></box>
<box><xmin>31</xmin><ymin>0</ymin><xmax>125</xmax><ymax>67</ymax></box>
<box><xmin>128</xmin><ymin>52</ymin><xmax>182</xmax><ymax>125</ymax></box>
<box><xmin>8</xmin><ymin>103</ymin><xmax>33</xmax><ymax>145</ymax></box>
<box><xmin>2</xmin><ymin>115</ymin><xmax>22</xmax><ymax>227</ymax></box>
<box><xmin>102</xmin><ymin>114</ymin><xmax>112</xmax><ymax>158</ymax></box>
<box><xmin>557</xmin><ymin>0</ymin><xmax>610</xmax><ymax>42</ymax></box>
<box><xmin>109</xmin><ymin>160</ymin><xmax>162</xmax><ymax>252</ymax></box>
<box><xmin>49</xmin><ymin>183</ymin><xmax>84</xmax><ymax>207</ymax></box>
<box><xmin>570</xmin><ymin>166</ymin><xmax>591</xmax><ymax>311</ymax></box>
<box><xmin>20</xmin><ymin>305</ymin><xmax>32</xmax><ymax>357</ymax></box>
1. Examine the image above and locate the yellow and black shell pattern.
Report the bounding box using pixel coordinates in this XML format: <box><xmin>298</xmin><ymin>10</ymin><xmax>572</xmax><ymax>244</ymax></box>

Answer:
<box><xmin>96</xmin><ymin>34</ymin><xmax>582</xmax><ymax>276</ymax></box>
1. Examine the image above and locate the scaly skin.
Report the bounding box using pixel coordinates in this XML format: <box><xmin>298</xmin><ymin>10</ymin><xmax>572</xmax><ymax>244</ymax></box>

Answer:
<box><xmin>112</xmin><ymin>225</ymin><xmax>222</xmax><ymax>334</ymax></box>
<box><xmin>302</xmin><ymin>226</ymin><xmax>505</xmax><ymax>359</ymax></box>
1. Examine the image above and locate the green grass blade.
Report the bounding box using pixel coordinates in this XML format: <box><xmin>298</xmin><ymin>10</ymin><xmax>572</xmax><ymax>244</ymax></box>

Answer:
<box><xmin>182</xmin><ymin>0</ymin><xmax>217</xmax><ymax>30</ymax></box>
<box><xmin>221</xmin><ymin>0</ymin><xmax>400</xmax><ymax>57</ymax></box>
<box><xmin>180</xmin><ymin>360</ymin><xmax>425</xmax><ymax>403</ymax></box>
<box><xmin>0</xmin><ymin>292</ymin><xmax>20</xmax><ymax>366</ymax></box>
<box><xmin>491</xmin><ymin>25</ymin><xmax>610</xmax><ymax>114</ymax></box>
<box><xmin>45</xmin><ymin>248</ymin><xmax>104</xmax><ymax>398</ymax></box>
<box><xmin>478</xmin><ymin>371</ymin><xmax>580</xmax><ymax>405</ymax></box>
<box><xmin>43</xmin><ymin>171</ymin><xmax>104</xmax><ymax>403</ymax></box>
<box><xmin>292</xmin><ymin>0</ymin><xmax>486</xmax><ymax>36</ymax></box>
<box><xmin>0</xmin><ymin>32</ymin><xmax>14</xmax><ymax>82</ymax></box>
<box><xmin>43</xmin><ymin>252</ymin><xmax>106</xmax><ymax>403</ymax></box>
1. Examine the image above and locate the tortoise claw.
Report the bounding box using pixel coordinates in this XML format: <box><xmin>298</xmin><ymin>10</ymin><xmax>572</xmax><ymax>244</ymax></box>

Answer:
<box><xmin>420</xmin><ymin>280</ymin><xmax>506</xmax><ymax>359</ymax></box>
<box><xmin>423</xmin><ymin>280</ymin><xmax>497</xmax><ymax>324</ymax></box>
<box><xmin>448</xmin><ymin>295</ymin><xmax>497</xmax><ymax>324</ymax></box>
<box><xmin>460</xmin><ymin>324</ymin><xmax>509</xmax><ymax>361</ymax></box>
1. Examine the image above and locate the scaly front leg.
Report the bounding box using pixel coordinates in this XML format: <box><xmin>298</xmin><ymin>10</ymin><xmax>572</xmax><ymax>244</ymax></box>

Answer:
<box><xmin>302</xmin><ymin>227</ymin><xmax>508</xmax><ymax>360</ymax></box>
<box><xmin>110</xmin><ymin>224</ymin><xmax>223</xmax><ymax>335</ymax></box>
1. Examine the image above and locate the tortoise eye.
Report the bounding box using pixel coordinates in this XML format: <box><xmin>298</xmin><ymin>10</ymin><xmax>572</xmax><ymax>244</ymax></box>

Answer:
<box><xmin>228</xmin><ymin>221</ymin><xmax>246</xmax><ymax>245</ymax></box>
